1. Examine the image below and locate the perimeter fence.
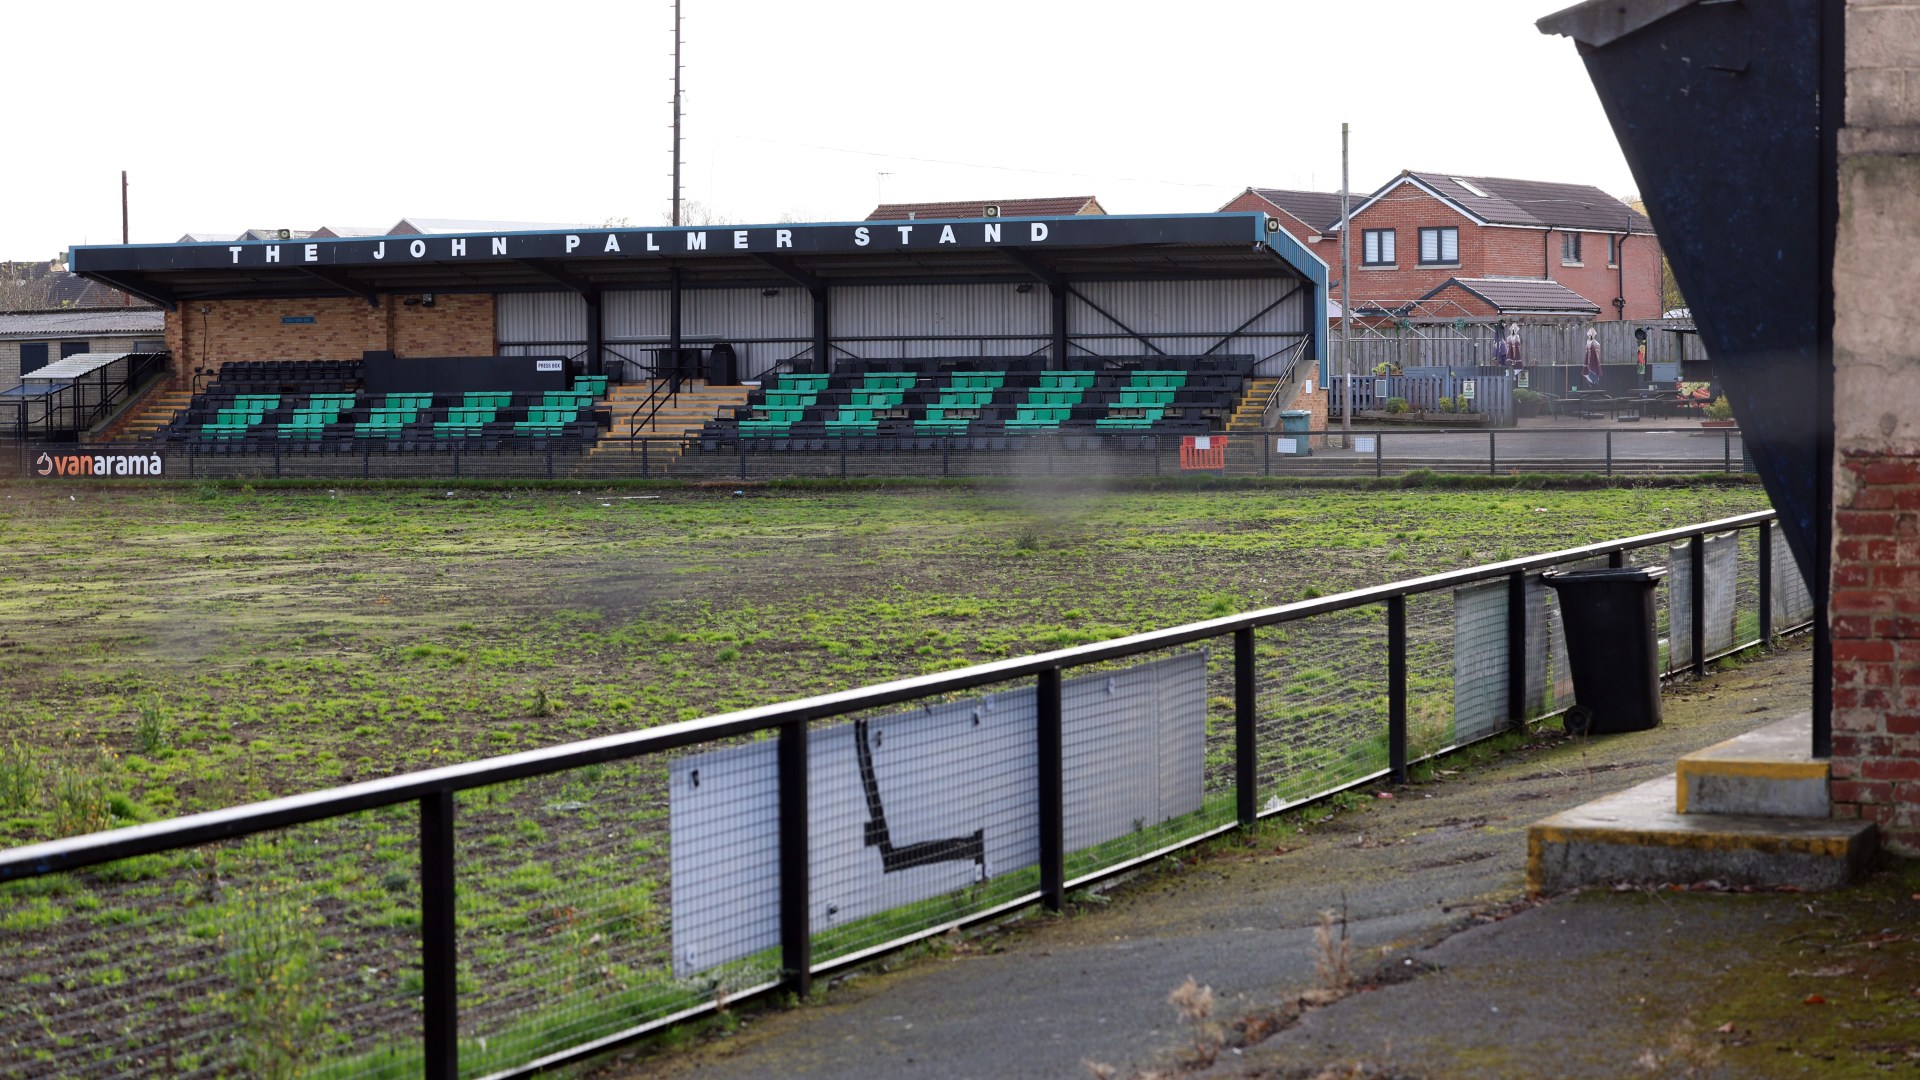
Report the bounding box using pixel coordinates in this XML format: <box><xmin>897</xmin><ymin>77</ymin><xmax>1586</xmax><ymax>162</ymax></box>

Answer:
<box><xmin>0</xmin><ymin>511</ymin><xmax>1809</xmax><ymax>1079</ymax></box>
<box><xmin>11</xmin><ymin>426</ymin><xmax>1753</xmax><ymax>483</ymax></box>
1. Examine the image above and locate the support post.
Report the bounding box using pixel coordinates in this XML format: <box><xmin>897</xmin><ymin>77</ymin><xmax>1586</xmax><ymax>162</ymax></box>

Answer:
<box><xmin>1051</xmin><ymin>284</ymin><xmax>1068</xmax><ymax>369</ymax></box>
<box><xmin>1235</xmin><ymin>628</ymin><xmax>1257</xmax><ymax>825</ymax></box>
<box><xmin>1758</xmin><ymin>519</ymin><xmax>1774</xmax><ymax>644</ymax></box>
<box><xmin>1037</xmin><ymin>667</ymin><xmax>1065</xmax><ymax>911</ymax></box>
<box><xmin>1489</xmin><ymin>430</ymin><xmax>1497</xmax><ymax>476</ymax></box>
<box><xmin>1507</xmin><ymin>570</ymin><xmax>1528</xmax><ymax>729</ymax></box>
<box><xmin>1690</xmin><ymin>533</ymin><xmax>1707</xmax><ymax>677</ymax></box>
<box><xmin>811</xmin><ymin>287</ymin><xmax>829</xmax><ymax>376</ymax></box>
<box><xmin>1388</xmin><ymin>597</ymin><xmax>1408</xmax><ymax>783</ymax></box>
<box><xmin>585</xmin><ymin>291</ymin><xmax>604</xmax><ymax>378</ymax></box>
<box><xmin>1605</xmin><ymin>430</ymin><xmax>1613</xmax><ymax>477</ymax></box>
<box><xmin>421</xmin><ymin>792</ymin><xmax>457</xmax><ymax>1080</ymax></box>
<box><xmin>669</xmin><ymin>270</ymin><xmax>684</xmax><ymax>384</ymax></box>
<box><xmin>778</xmin><ymin>719</ymin><xmax>811</xmax><ymax>998</ymax></box>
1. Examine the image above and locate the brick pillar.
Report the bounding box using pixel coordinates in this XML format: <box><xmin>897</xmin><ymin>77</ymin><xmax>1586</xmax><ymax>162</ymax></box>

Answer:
<box><xmin>1831</xmin><ymin>0</ymin><xmax>1920</xmax><ymax>850</ymax></box>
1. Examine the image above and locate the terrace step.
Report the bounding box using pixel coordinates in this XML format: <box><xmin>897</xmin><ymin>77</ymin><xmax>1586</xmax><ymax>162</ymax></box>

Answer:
<box><xmin>1526</xmin><ymin>773</ymin><xmax>1875</xmax><ymax>894</ymax></box>
<box><xmin>604</xmin><ymin>381</ymin><xmax>753</xmax><ymax>438</ymax></box>
<box><xmin>1226</xmin><ymin>378</ymin><xmax>1283</xmax><ymax>432</ymax></box>
<box><xmin>1676</xmin><ymin>713</ymin><xmax>1830</xmax><ymax>818</ymax></box>
<box><xmin>110</xmin><ymin>389</ymin><xmax>194</xmax><ymax>442</ymax></box>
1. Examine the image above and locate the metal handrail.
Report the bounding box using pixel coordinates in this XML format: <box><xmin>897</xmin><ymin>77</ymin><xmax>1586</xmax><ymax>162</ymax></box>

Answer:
<box><xmin>1258</xmin><ymin>339</ymin><xmax>1312</xmax><ymax>429</ymax></box>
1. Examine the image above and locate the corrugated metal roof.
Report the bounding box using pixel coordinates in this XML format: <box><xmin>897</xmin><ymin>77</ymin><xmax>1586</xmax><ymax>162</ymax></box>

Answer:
<box><xmin>23</xmin><ymin>353</ymin><xmax>126</xmax><ymax>380</ymax></box>
<box><xmin>1435</xmin><ymin>277</ymin><xmax>1602</xmax><ymax>313</ymax></box>
<box><xmin>388</xmin><ymin>218</ymin><xmax>595</xmax><ymax>234</ymax></box>
<box><xmin>866</xmin><ymin>197</ymin><xmax>1102</xmax><ymax>221</ymax></box>
<box><xmin>0</xmin><ymin>308</ymin><xmax>166</xmax><ymax>339</ymax></box>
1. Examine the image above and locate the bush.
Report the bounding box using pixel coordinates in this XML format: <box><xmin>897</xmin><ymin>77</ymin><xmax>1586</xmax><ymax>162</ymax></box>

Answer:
<box><xmin>1434</xmin><ymin>397</ymin><xmax>1457</xmax><ymax>414</ymax></box>
<box><xmin>1384</xmin><ymin>397</ymin><xmax>1410</xmax><ymax>415</ymax></box>
<box><xmin>1513</xmin><ymin>388</ymin><xmax>1544</xmax><ymax>405</ymax></box>
<box><xmin>1704</xmin><ymin>394</ymin><xmax>1734</xmax><ymax>422</ymax></box>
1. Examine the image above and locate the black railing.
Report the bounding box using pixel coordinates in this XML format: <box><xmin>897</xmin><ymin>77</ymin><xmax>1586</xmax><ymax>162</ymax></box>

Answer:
<box><xmin>3</xmin><ymin>352</ymin><xmax>169</xmax><ymax>441</ymax></box>
<box><xmin>0</xmin><ymin>510</ymin><xmax>1808</xmax><ymax>1079</ymax></box>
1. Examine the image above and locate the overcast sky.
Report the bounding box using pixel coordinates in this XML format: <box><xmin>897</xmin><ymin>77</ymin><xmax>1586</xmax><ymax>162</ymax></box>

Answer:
<box><xmin>6</xmin><ymin>0</ymin><xmax>1624</xmax><ymax>259</ymax></box>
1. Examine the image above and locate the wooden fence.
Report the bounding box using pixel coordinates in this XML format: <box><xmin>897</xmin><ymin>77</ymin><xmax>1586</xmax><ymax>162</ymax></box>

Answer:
<box><xmin>1341</xmin><ymin>320</ymin><xmax>1702</xmax><ymax>370</ymax></box>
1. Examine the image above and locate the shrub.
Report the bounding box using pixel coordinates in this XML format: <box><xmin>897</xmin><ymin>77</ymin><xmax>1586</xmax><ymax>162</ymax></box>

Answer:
<box><xmin>1384</xmin><ymin>397</ymin><xmax>1410</xmax><ymax>415</ymax></box>
<box><xmin>1513</xmin><ymin>388</ymin><xmax>1545</xmax><ymax>405</ymax></box>
<box><xmin>1704</xmin><ymin>394</ymin><xmax>1734</xmax><ymax>422</ymax></box>
<box><xmin>1434</xmin><ymin>397</ymin><xmax>1457</xmax><ymax>414</ymax></box>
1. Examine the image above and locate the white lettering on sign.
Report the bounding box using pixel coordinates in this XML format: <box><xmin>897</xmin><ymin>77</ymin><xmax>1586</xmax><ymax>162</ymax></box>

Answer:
<box><xmin>450</xmin><ymin>238</ymin><xmax>467</xmax><ymax>257</ymax></box>
<box><xmin>305</xmin><ymin>244</ymin><xmax>319</xmax><ymax>262</ymax></box>
<box><xmin>229</xmin><ymin>246</ymin><xmax>244</xmax><ymax>263</ymax></box>
<box><xmin>535</xmin><ymin>359</ymin><xmax>564</xmax><ymax>372</ymax></box>
<box><xmin>734</xmin><ymin>230</ymin><xmax>749</xmax><ymax>250</ymax></box>
<box><xmin>491</xmin><ymin>236</ymin><xmax>508</xmax><ymax>256</ymax></box>
<box><xmin>646</xmin><ymin>233</ymin><xmax>660</xmax><ymax>251</ymax></box>
<box><xmin>687</xmin><ymin>232</ymin><xmax>707</xmax><ymax>251</ymax></box>
<box><xmin>1031</xmin><ymin>222</ymin><xmax>1050</xmax><ymax>242</ymax></box>
<box><xmin>265</xmin><ymin>245</ymin><xmax>281</xmax><ymax>263</ymax></box>
<box><xmin>776</xmin><ymin>229</ymin><xmax>793</xmax><ymax>249</ymax></box>
<box><xmin>373</xmin><ymin>241</ymin><xmax>387</xmax><ymax>260</ymax></box>
<box><xmin>409</xmin><ymin>239</ymin><xmax>426</xmax><ymax>258</ymax></box>
<box><xmin>896</xmin><ymin>225</ymin><xmax>914</xmax><ymax>244</ymax></box>
<box><xmin>983</xmin><ymin>223</ymin><xmax>1001</xmax><ymax>244</ymax></box>
<box><xmin>939</xmin><ymin>225</ymin><xmax>956</xmax><ymax>244</ymax></box>
<box><xmin>854</xmin><ymin>227</ymin><xmax>870</xmax><ymax>247</ymax></box>
<box><xmin>604</xmin><ymin>234</ymin><xmax>621</xmax><ymax>253</ymax></box>
<box><xmin>564</xmin><ymin>234</ymin><xmax>581</xmax><ymax>253</ymax></box>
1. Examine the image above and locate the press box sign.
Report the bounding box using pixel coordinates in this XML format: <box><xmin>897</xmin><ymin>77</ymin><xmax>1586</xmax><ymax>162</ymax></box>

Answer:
<box><xmin>31</xmin><ymin>450</ymin><xmax>167</xmax><ymax>478</ymax></box>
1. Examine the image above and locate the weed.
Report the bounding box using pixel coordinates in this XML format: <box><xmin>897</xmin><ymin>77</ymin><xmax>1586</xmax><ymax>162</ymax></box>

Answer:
<box><xmin>530</xmin><ymin>688</ymin><xmax>554</xmax><ymax>718</ymax></box>
<box><xmin>1311</xmin><ymin>904</ymin><xmax>1354</xmax><ymax>996</ymax></box>
<box><xmin>217</xmin><ymin>891</ymin><xmax>334</xmax><ymax>1080</ymax></box>
<box><xmin>1166</xmin><ymin>975</ymin><xmax>1221</xmax><ymax>1067</ymax></box>
<box><xmin>50</xmin><ymin>758</ymin><xmax>114</xmax><ymax>838</ymax></box>
<box><xmin>0</xmin><ymin>742</ymin><xmax>37</xmax><ymax>813</ymax></box>
<box><xmin>133</xmin><ymin>698</ymin><xmax>172</xmax><ymax>756</ymax></box>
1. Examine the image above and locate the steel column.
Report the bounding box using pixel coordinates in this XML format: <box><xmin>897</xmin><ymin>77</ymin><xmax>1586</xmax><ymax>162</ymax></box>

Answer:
<box><xmin>585</xmin><ymin>292</ymin><xmax>604</xmax><ymax>378</ymax></box>
<box><xmin>1388</xmin><ymin>598</ymin><xmax>1408</xmax><ymax>783</ymax></box>
<box><xmin>1051</xmin><ymin>285</ymin><xmax>1068</xmax><ymax>370</ymax></box>
<box><xmin>1690</xmin><ymin>534</ymin><xmax>1707</xmax><ymax>677</ymax></box>
<box><xmin>1507</xmin><ymin>570</ymin><xmax>1528</xmax><ymax>728</ymax></box>
<box><xmin>669</xmin><ymin>270</ymin><xmax>683</xmax><ymax>382</ymax></box>
<box><xmin>421</xmin><ymin>792</ymin><xmax>457</xmax><ymax>1080</ymax></box>
<box><xmin>1037</xmin><ymin>667</ymin><xmax>1065</xmax><ymax>911</ymax></box>
<box><xmin>1758</xmin><ymin>519</ymin><xmax>1774</xmax><ymax>644</ymax></box>
<box><xmin>778</xmin><ymin>719</ymin><xmax>811</xmax><ymax>998</ymax></box>
<box><xmin>812</xmin><ymin>288</ymin><xmax>829</xmax><ymax>376</ymax></box>
<box><xmin>1235</xmin><ymin>628</ymin><xmax>1257</xmax><ymax>825</ymax></box>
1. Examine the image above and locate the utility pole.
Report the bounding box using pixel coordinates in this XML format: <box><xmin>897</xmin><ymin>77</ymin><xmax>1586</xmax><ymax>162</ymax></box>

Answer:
<box><xmin>120</xmin><ymin>171</ymin><xmax>131</xmax><ymax>305</ymax></box>
<box><xmin>670</xmin><ymin>0</ymin><xmax>683</xmax><ymax>227</ymax></box>
<box><xmin>1340</xmin><ymin>124</ymin><xmax>1353</xmax><ymax>444</ymax></box>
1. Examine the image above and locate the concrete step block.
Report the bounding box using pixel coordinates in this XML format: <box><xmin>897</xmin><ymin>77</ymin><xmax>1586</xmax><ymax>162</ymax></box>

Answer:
<box><xmin>1527</xmin><ymin>775</ymin><xmax>1875</xmax><ymax>894</ymax></box>
<box><xmin>1676</xmin><ymin>713</ymin><xmax>1828</xmax><ymax>817</ymax></box>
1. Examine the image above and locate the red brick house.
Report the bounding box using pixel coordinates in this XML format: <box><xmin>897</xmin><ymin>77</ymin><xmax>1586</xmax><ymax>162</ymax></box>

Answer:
<box><xmin>1224</xmin><ymin>172</ymin><xmax>1661</xmax><ymax>321</ymax></box>
<box><xmin>866</xmin><ymin>196</ymin><xmax>1105</xmax><ymax>221</ymax></box>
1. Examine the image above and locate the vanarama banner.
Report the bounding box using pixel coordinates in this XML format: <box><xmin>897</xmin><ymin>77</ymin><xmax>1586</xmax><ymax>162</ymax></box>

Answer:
<box><xmin>31</xmin><ymin>450</ymin><xmax>167</xmax><ymax>478</ymax></box>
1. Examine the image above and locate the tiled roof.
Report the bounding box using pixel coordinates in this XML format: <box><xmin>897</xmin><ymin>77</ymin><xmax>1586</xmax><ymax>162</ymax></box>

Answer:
<box><xmin>1403</xmin><ymin>172</ymin><xmax>1652</xmax><ymax>233</ymax></box>
<box><xmin>0</xmin><ymin>308</ymin><xmax>167</xmax><ymax>339</ymax></box>
<box><xmin>1426</xmin><ymin>277</ymin><xmax>1602</xmax><ymax>314</ymax></box>
<box><xmin>1250</xmin><ymin>188</ymin><xmax>1348</xmax><ymax>232</ymax></box>
<box><xmin>865</xmin><ymin>196</ymin><xmax>1103</xmax><ymax>221</ymax></box>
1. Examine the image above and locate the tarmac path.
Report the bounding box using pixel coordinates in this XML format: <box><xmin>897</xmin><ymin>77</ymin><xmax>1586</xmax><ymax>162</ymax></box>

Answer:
<box><xmin>603</xmin><ymin>643</ymin><xmax>1819</xmax><ymax>1080</ymax></box>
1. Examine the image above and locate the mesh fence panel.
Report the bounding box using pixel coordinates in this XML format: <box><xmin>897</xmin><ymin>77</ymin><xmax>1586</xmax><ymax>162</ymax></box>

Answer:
<box><xmin>1252</xmin><ymin>607</ymin><xmax>1389</xmax><ymax>811</ymax></box>
<box><xmin>454</xmin><ymin>758</ymin><xmax>686</xmax><ymax>1077</ymax></box>
<box><xmin>1451</xmin><ymin>582</ymin><xmax>1508</xmax><ymax>745</ymax></box>
<box><xmin>0</xmin><ymin>810</ymin><xmax>422</xmax><ymax>1080</ymax></box>
<box><xmin>1772</xmin><ymin>527</ymin><xmax>1816</xmax><ymax>628</ymax></box>
<box><xmin>1625</xmin><ymin>545</ymin><xmax>1674</xmax><ymax>675</ymax></box>
<box><xmin>1734</xmin><ymin>528</ymin><xmax>1763</xmax><ymax>650</ymax></box>
<box><xmin>1406</xmin><ymin>591</ymin><xmax>1457</xmax><ymax>757</ymax></box>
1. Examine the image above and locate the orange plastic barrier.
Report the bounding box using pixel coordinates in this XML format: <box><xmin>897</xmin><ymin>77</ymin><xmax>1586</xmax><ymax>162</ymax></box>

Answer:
<box><xmin>1179</xmin><ymin>435</ymin><xmax>1228</xmax><ymax>470</ymax></box>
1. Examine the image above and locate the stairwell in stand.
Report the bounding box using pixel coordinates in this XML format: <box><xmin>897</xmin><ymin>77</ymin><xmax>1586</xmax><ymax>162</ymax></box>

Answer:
<box><xmin>108</xmin><ymin>386</ymin><xmax>194</xmax><ymax>443</ymax></box>
<box><xmin>576</xmin><ymin>380</ymin><xmax>754</xmax><ymax>476</ymax></box>
<box><xmin>1226</xmin><ymin>377</ymin><xmax>1283</xmax><ymax>434</ymax></box>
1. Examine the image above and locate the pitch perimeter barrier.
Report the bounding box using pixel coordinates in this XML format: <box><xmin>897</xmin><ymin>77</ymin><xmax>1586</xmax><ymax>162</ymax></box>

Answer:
<box><xmin>13</xmin><ymin>426</ymin><xmax>1754</xmax><ymax>483</ymax></box>
<box><xmin>0</xmin><ymin>510</ymin><xmax>1807</xmax><ymax>1079</ymax></box>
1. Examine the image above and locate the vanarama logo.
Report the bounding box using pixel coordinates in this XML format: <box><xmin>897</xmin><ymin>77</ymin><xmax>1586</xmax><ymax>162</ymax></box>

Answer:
<box><xmin>32</xmin><ymin>451</ymin><xmax>166</xmax><ymax>478</ymax></box>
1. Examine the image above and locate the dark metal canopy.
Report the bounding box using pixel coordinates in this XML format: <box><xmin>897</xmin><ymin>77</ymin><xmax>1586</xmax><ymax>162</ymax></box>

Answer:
<box><xmin>70</xmin><ymin>213</ymin><xmax>1325</xmax><ymax>309</ymax></box>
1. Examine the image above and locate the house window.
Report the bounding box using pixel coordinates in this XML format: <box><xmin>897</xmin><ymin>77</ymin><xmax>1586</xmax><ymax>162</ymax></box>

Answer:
<box><xmin>1562</xmin><ymin>232</ymin><xmax>1583</xmax><ymax>265</ymax></box>
<box><xmin>59</xmin><ymin>341</ymin><xmax>90</xmax><ymax>360</ymax></box>
<box><xmin>19</xmin><ymin>342</ymin><xmax>48</xmax><ymax>375</ymax></box>
<box><xmin>1362</xmin><ymin>229</ymin><xmax>1395</xmax><ymax>266</ymax></box>
<box><xmin>1607</xmin><ymin>235</ymin><xmax>1620</xmax><ymax>266</ymax></box>
<box><xmin>1418</xmin><ymin>227</ymin><xmax>1458</xmax><ymax>265</ymax></box>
